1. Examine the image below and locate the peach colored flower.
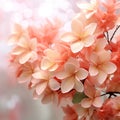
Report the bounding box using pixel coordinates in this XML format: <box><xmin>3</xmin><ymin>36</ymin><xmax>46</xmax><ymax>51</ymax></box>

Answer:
<box><xmin>62</xmin><ymin>14</ymin><xmax>97</xmax><ymax>53</ymax></box>
<box><xmin>12</xmin><ymin>37</ymin><xmax>38</xmax><ymax>64</ymax></box>
<box><xmin>8</xmin><ymin>24</ymin><xmax>28</xmax><ymax>45</ymax></box>
<box><xmin>89</xmin><ymin>50</ymin><xmax>117</xmax><ymax>84</ymax></box>
<box><xmin>32</xmin><ymin>70</ymin><xmax>50</xmax><ymax>96</ymax></box>
<box><xmin>77</xmin><ymin>0</ymin><xmax>99</xmax><ymax>19</ymax></box>
<box><xmin>32</xmin><ymin>69</ymin><xmax>60</xmax><ymax>96</ymax></box>
<box><xmin>41</xmin><ymin>42</ymin><xmax>71</xmax><ymax>71</ymax></box>
<box><xmin>41</xmin><ymin>48</ymin><xmax>61</xmax><ymax>71</ymax></box>
<box><xmin>33</xmin><ymin>87</ymin><xmax>58</xmax><ymax>104</ymax></box>
<box><xmin>16</xmin><ymin>62</ymin><xmax>34</xmax><ymax>83</ymax></box>
<box><xmin>81</xmin><ymin>80</ymin><xmax>103</xmax><ymax>108</ymax></box>
<box><xmin>56</xmin><ymin>58</ymin><xmax>88</xmax><ymax>93</ymax></box>
<box><xmin>76</xmin><ymin>104</ymin><xmax>94</xmax><ymax>120</ymax></box>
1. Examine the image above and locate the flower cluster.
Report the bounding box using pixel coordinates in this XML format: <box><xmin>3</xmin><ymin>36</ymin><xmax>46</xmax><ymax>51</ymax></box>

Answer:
<box><xmin>9</xmin><ymin>0</ymin><xmax>120</xmax><ymax>120</ymax></box>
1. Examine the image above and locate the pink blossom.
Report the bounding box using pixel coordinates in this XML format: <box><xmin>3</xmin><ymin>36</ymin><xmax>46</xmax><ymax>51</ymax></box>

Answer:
<box><xmin>11</xmin><ymin>37</ymin><xmax>38</xmax><ymax>64</ymax></box>
<box><xmin>61</xmin><ymin>13</ymin><xmax>97</xmax><ymax>53</ymax></box>
<box><xmin>81</xmin><ymin>79</ymin><xmax>103</xmax><ymax>108</ymax></box>
<box><xmin>56</xmin><ymin>58</ymin><xmax>88</xmax><ymax>93</ymax></box>
<box><xmin>89</xmin><ymin>50</ymin><xmax>117</xmax><ymax>84</ymax></box>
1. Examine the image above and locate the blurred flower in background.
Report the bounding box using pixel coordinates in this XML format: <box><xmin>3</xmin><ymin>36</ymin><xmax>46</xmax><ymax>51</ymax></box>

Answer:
<box><xmin>0</xmin><ymin>0</ymin><xmax>86</xmax><ymax>120</ymax></box>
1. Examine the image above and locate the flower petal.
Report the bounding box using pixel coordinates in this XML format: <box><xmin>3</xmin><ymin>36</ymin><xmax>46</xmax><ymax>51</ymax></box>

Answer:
<box><xmin>71</xmin><ymin>18</ymin><xmax>83</xmax><ymax>35</ymax></box>
<box><xmin>81</xmin><ymin>98</ymin><xmax>92</xmax><ymax>108</ymax></box>
<box><xmin>19</xmin><ymin>52</ymin><xmax>32</xmax><ymax>64</ymax></box>
<box><xmin>61</xmin><ymin>32</ymin><xmax>78</xmax><ymax>42</ymax></box>
<box><xmin>71</xmin><ymin>41</ymin><xmax>84</xmax><ymax>53</ymax></box>
<box><xmin>89</xmin><ymin>65</ymin><xmax>99</xmax><ymax>76</ymax></box>
<box><xmin>101</xmin><ymin>62</ymin><xmax>117</xmax><ymax>74</ymax></box>
<box><xmin>8</xmin><ymin>34</ymin><xmax>19</xmax><ymax>45</ymax></box>
<box><xmin>44</xmin><ymin>49</ymin><xmax>60</xmax><ymax>61</ymax></box>
<box><xmin>56</xmin><ymin>71</ymin><xmax>70</xmax><ymax>79</ymax></box>
<box><xmin>97</xmin><ymin>71</ymin><xmax>107</xmax><ymax>84</ymax></box>
<box><xmin>85</xmin><ymin>23</ymin><xmax>97</xmax><ymax>35</ymax></box>
<box><xmin>92</xmin><ymin>97</ymin><xmax>103</xmax><ymax>108</ymax></box>
<box><xmin>12</xmin><ymin>47</ymin><xmax>25</xmax><ymax>55</ymax></box>
<box><xmin>61</xmin><ymin>77</ymin><xmax>75</xmax><ymax>93</ymax></box>
<box><xmin>90</xmin><ymin>53</ymin><xmax>99</xmax><ymax>64</ymax></box>
<box><xmin>83</xmin><ymin>36</ymin><xmax>95</xmax><ymax>47</ymax></box>
<box><xmin>32</xmin><ymin>71</ymin><xmax>48</xmax><ymax>80</ymax></box>
<box><xmin>99</xmin><ymin>51</ymin><xmax>111</xmax><ymax>63</ymax></box>
<box><xmin>17</xmin><ymin>37</ymin><xmax>28</xmax><ymax>48</ymax></box>
<box><xmin>41</xmin><ymin>57</ymin><xmax>55</xmax><ymax>70</ymax></box>
<box><xmin>36</xmin><ymin>82</ymin><xmax>47</xmax><ymax>95</ymax></box>
<box><xmin>65</xmin><ymin>63</ymin><xmax>76</xmax><ymax>74</ymax></box>
<box><xmin>49</xmin><ymin>79</ymin><xmax>60</xmax><ymax>91</ymax></box>
<box><xmin>76</xmin><ymin>68</ymin><xmax>88</xmax><ymax>80</ymax></box>
<box><xmin>74</xmin><ymin>80</ymin><xmax>84</xmax><ymax>92</ymax></box>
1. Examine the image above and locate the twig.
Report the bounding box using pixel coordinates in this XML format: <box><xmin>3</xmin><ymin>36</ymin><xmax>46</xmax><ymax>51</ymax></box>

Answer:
<box><xmin>110</xmin><ymin>25</ymin><xmax>120</xmax><ymax>41</ymax></box>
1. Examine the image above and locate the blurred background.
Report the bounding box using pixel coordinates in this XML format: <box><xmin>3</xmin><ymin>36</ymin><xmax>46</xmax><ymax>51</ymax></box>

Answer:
<box><xmin>0</xmin><ymin>0</ymin><xmax>86</xmax><ymax>120</ymax></box>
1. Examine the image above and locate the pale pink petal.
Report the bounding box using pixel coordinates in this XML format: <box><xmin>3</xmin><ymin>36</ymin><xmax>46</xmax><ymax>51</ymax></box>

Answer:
<box><xmin>8</xmin><ymin>34</ymin><xmax>19</xmax><ymax>45</ymax></box>
<box><xmin>19</xmin><ymin>52</ymin><xmax>32</xmax><ymax>64</ymax></box>
<box><xmin>12</xmin><ymin>47</ymin><xmax>25</xmax><ymax>55</ymax></box>
<box><xmin>29</xmin><ymin>38</ymin><xmax>37</xmax><ymax>50</ymax></box>
<box><xmin>61</xmin><ymin>32</ymin><xmax>78</xmax><ymax>42</ymax></box>
<box><xmin>76</xmin><ymin>106</ymin><xmax>86</xmax><ymax>118</ymax></box>
<box><xmin>90</xmin><ymin>53</ymin><xmax>99</xmax><ymax>64</ymax></box>
<box><xmin>99</xmin><ymin>51</ymin><xmax>111</xmax><ymax>63</ymax></box>
<box><xmin>67</xmin><ymin>57</ymin><xmax>80</xmax><ymax>68</ymax></box>
<box><xmin>95</xmin><ymin>39</ymin><xmax>107</xmax><ymax>51</ymax></box>
<box><xmin>74</xmin><ymin>80</ymin><xmax>84</xmax><ymax>92</ymax></box>
<box><xmin>81</xmin><ymin>98</ymin><xmax>92</xmax><ymax>108</ymax></box>
<box><xmin>17</xmin><ymin>37</ymin><xmax>28</xmax><ymax>48</ymax></box>
<box><xmin>83</xmin><ymin>36</ymin><xmax>95</xmax><ymax>47</ymax></box>
<box><xmin>84</xmin><ymin>79</ymin><xmax>95</xmax><ymax>98</ymax></box>
<box><xmin>44</xmin><ymin>49</ymin><xmax>60</xmax><ymax>61</ymax></box>
<box><xmin>101</xmin><ymin>62</ymin><xmax>117</xmax><ymax>74</ymax></box>
<box><xmin>75</xmin><ymin>68</ymin><xmax>88</xmax><ymax>80</ymax></box>
<box><xmin>30</xmin><ymin>52</ymin><xmax>38</xmax><ymax>62</ymax></box>
<box><xmin>48</xmin><ymin>64</ymin><xmax>59</xmax><ymax>71</ymax></box>
<box><xmin>71</xmin><ymin>41</ymin><xmax>84</xmax><ymax>53</ymax></box>
<box><xmin>17</xmin><ymin>75</ymin><xmax>31</xmax><ymax>83</ymax></box>
<box><xmin>92</xmin><ymin>97</ymin><xmax>103</xmax><ymax>108</ymax></box>
<box><xmin>56</xmin><ymin>71</ymin><xmax>71</xmax><ymax>79</ymax></box>
<box><xmin>71</xmin><ymin>18</ymin><xmax>83</xmax><ymax>35</ymax></box>
<box><xmin>41</xmin><ymin>57</ymin><xmax>55</xmax><ymax>70</ymax></box>
<box><xmin>65</xmin><ymin>63</ymin><xmax>76</xmax><ymax>74</ymax></box>
<box><xmin>85</xmin><ymin>23</ymin><xmax>97</xmax><ymax>35</ymax></box>
<box><xmin>97</xmin><ymin>71</ymin><xmax>107</xmax><ymax>84</ymax></box>
<box><xmin>36</xmin><ymin>82</ymin><xmax>47</xmax><ymax>95</ymax></box>
<box><xmin>49</xmin><ymin>79</ymin><xmax>60</xmax><ymax>91</ymax></box>
<box><xmin>42</xmin><ymin>93</ymin><xmax>54</xmax><ymax>104</ymax></box>
<box><xmin>89</xmin><ymin>65</ymin><xmax>99</xmax><ymax>76</ymax></box>
<box><xmin>61</xmin><ymin>77</ymin><xmax>75</xmax><ymax>93</ymax></box>
<box><xmin>86</xmin><ymin>11</ymin><xmax>96</xmax><ymax>19</ymax></box>
<box><xmin>32</xmin><ymin>71</ymin><xmax>48</xmax><ymax>80</ymax></box>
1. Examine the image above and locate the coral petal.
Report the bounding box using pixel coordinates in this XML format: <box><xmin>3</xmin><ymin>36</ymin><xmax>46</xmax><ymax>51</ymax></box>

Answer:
<box><xmin>36</xmin><ymin>82</ymin><xmax>47</xmax><ymax>95</ymax></box>
<box><xmin>71</xmin><ymin>41</ymin><xmax>84</xmax><ymax>53</ymax></box>
<box><xmin>76</xmin><ymin>68</ymin><xmax>88</xmax><ymax>80</ymax></box>
<box><xmin>81</xmin><ymin>98</ymin><xmax>92</xmax><ymax>108</ymax></box>
<box><xmin>61</xmin><ymin>77</ymin><xmax>74</xmax><ymax>93</ymax></box>
<box><xmin>74</xmin><ymin>80</ymin><xmax>84</xmax><ymax>92</ymax></box>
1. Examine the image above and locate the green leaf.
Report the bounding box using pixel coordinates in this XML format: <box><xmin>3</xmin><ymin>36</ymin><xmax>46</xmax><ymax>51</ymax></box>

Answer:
<box><xmin>72</xmin><ymin>92</ymin><xmax>87</xmax><ymax>104</ymax></box>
